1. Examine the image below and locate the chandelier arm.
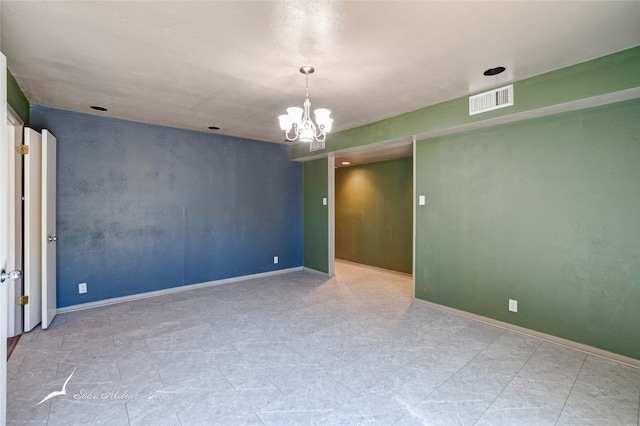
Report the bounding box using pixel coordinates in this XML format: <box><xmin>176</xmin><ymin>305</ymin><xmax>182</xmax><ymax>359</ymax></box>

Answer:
<box><xmin>283</xmin><ymin>128</ymin><xmax>297</xmax><ymax>141</ymax></box>
<box><xmin>314</xmin><ymin>128</ymin><xmax>327</xmax><ymax>143</ymax></box>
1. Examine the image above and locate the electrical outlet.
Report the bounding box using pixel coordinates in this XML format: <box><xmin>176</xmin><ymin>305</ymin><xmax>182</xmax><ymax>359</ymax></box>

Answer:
<box><xmin>78</xmin><ymin>283</ymin><xmax>87</xmax><ymax>294</ymax></box>
<box><xmin>509</xmin><ymin>299</ymin><xmax>518</xmax><ymax>313</ymax></box>
<box><xmin>274</xmin><ymin>256</ymin><xmax>278</xmax><ymax>264</ymax></box>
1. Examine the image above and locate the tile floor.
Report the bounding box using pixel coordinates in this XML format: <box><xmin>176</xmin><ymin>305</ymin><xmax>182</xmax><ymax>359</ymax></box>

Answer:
<box><xmin>7</xmin><ymin>261</ymin><xmax>640</xmax><ymax>425</ymax></box>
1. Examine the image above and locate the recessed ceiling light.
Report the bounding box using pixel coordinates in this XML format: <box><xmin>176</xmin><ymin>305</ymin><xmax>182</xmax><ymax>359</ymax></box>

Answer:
<box><xmin>208</xmin><ymin>126</ymin><xmax>220</xmax><ymax>130</ymax></box>
<box><xmin>90</xmin><ymin>105</ymin><xmax>108</xmax><ymax>111</ymax></box>
<box><xmin>341</xmin><ymin>161</ymin><xmax>351</xmax><ymax>165</ymax></box>
<box><xmin>483</xmin><ymin>66</ymin><xmax>506</xmax><ymax>76</ymax></box>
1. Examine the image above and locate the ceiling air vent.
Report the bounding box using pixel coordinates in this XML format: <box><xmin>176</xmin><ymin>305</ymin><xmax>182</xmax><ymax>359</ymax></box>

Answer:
<box><xmin>309</xmin><ymin>139</ymin><xmax>325</xmax><ymax>152</ymax></box>
<box><xmin>469</xmin><ymin>84</ymin><xmax>514</xmax><ymax>115</ymax></box>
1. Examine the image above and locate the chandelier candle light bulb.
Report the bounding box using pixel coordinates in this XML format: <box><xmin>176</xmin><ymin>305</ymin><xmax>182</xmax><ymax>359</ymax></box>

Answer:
<box><xmin>278</xmin><ymin>66</ymin><xmax>332</xmax><ymax>146</ymax></box>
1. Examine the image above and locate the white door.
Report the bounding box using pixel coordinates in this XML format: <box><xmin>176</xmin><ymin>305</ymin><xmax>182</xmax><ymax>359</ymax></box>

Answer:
<box><xmin>1</xmin><ymin>49</ymin><xmax>12</xmax><ymax>426</ymax></box>
<box><xmin>23</xmin><ymin>128</ymin><xmax>42</xmax><ymax>331</ymax></box>
<box><xmin>7</xmin><ymin>108</ymin><xmax>24</xmax><ymax>338</ymax></box>
<box><xmin>41</xmin><ymin>130</ymin><xmax>57</xmax><ymax>329</ymax></box>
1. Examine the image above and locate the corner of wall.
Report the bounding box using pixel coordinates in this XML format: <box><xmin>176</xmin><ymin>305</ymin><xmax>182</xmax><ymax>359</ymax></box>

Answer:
<box><xmin>7</xmin><ymin>70</ymin><xmax>29</xmax><ymax>125</ymax></box>
<box><xmin>303</xmin><ymin>158</ymin><xmax>330</xmax><ymax>273</ymax></box>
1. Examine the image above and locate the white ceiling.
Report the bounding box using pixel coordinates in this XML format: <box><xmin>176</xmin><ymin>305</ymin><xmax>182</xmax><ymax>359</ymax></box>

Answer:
<box><xmin>1</xmin><ymin>1</ymin><xmax>639</xmax><ymax>163</ymax></box>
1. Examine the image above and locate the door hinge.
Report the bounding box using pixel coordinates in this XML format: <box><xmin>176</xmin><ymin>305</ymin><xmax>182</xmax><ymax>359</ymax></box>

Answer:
<box><xmin>15</xmin><ymin>144</ymin><xmax>29</xmax><ymax>155</ymax></box>
<box><xmin>16</xmin><ymin>295</ymin><xmax>29</xmax><ymax>306</ymax></box>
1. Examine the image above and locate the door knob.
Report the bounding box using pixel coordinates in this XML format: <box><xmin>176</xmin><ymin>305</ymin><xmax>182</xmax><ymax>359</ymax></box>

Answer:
<box><xmin>48</xmin><ymin>235</ymin><xmax>58</xmax><ymax>242</ymax></box>
<box><xmin>1</xmin><ymin>269</ymin><xmax>22</xmax><ymax>283</ymax></box>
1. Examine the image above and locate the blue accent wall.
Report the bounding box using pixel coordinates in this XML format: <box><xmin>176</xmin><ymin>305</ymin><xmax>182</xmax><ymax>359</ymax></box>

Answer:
<box><xmin>30</xmin><ymin>106</ymin><xmax>303</xmax><ymax>308</ymax></box>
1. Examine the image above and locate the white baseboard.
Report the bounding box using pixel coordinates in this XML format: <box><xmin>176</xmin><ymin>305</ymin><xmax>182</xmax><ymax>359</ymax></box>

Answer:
<box><xmin>301</xmin><ymin>267</ymin><xmax>330</xmax><ymax>276</ymax></box>
<box><xmin>56</xmin><ymin>267</ymin><xmax>303</xmax><ymax>314</ymax></box>
<box><xmin>335</xmin><ymin>259</ymin><xmax>412</xmax><ymax>278</ymax></box>
<box><xmin>415</xmin><ymin>298</ymin><xmax>640</xmax><ymax>369</ymax></box>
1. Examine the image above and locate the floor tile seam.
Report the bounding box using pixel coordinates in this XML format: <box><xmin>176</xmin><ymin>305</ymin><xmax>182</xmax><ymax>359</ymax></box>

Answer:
<box><xmin>406</xmin><ymin>362</ymin><xmax>462</xmax><ymax>409</ymax></box>
<box><xmin>565</xmin><ymin>391</ymin><xmax>640</xmax><ymax>402</ymax></box>
<box><xmin>386</xmin><ymin>391</ymin><xmax>429</xmax><ymax>425</ymax></box>
<box><xmin>395</xmin><ymin>325</ymin><xmax>469</xmax><ymax>379</ymax></box>
<box><xmin>154</xmin><ymin>363</ymin><xmax>168</xmax><ymax>389</ymax></box>
<box><xmin>420</xmin><ymin>398</ymin><xmax>487</xmax><ymax>404</ymax></box>
<box><xmin>195</xmin><ymin>339</ymin><xmax>219</xmax><ymax>353</ymax></box>
<box><xmin>454</xmin><ymin>324</ymin><xmax>507</xmax><ymax>371</ymax></box>
<box><xmin>483</xmin><ymin>405</ymin><xmax>562</xmax><ymax>416</ymax></box>
<box><xmin>473</xmin><ymin>339</ymin><xmax>545</xmax><ymax>423</ymax></box>
<box><xmin>318</xmin><ymin>371</ymin><xmax>373</xmax><ymax>402</ymax></box>
<box><xmin>143</xmin><ymin>348</ymin><xmax>206</xmax><ymax>355</ymax></box>
<box><xmin>43</xmin><ymin>366</ymin><xmax>56</xmax><ymax>425</ymax></box>
<box><xmin>257</xmin><ymin>408</ymin><xmax>335</xmax><ymax>414</ymax></box>
<box><xmin>352</xmin><ymin>350</ymin><xmax>427</xmax><ymax>382</ymax></box>
<box><xmin>175</xmin><ymin>411</ymin><xmax>188</xmax><ymax>425</ymax></box>
<box><xmin>466</xmin><ymin>353</ymin><xmax>544</xmax><ymax>371</ymax></box>
<box><xmin>123</xmin><ymin>399</ymin><xmax>133</xmax><ymax>425</ymax></box>
<box><xmin>252</xmin><ymin>410</ymin><xmax>285</xmax><ymax>425</ymax></box>
<box><xmin>141</xmin><ymin>337</ymin><xmax>155</xmax><ymax>354</ymax></box>
<box><xmin>114</xmin><ymin>357</ymin><xmax>125</xmax><ymax>383</ymax></box>
<box><xmin>410</xmin><ymin>325</ymin><xmax>509</xmax><ymax>423</ymax></box>
<box><xmin>216</xmin><ymin>361</ymin><xmax>254</xmax><ymax>391</ymax></box>
<box><xmin>509</xmin><ymin>377</ymin><xmax>579</xmax><ymax>386</ymax></box>
<box><xmin>62</xmin><ymin>334</ymin><xmax>116</xmax><ymax>348</ymax></box>
<box><xmin>11</xmin><ymin>349</ymin><xmax>26</xmax><ymax>374</ymax></box>
<box><xmin>389</xmin><ymin>410</ymin><xmax>423</xmax><ymax>426</ymax></box>
<box><xmin>554</xmin><ymin>352</ymin><xmax>588</xmax><ymax>425</ymax></box>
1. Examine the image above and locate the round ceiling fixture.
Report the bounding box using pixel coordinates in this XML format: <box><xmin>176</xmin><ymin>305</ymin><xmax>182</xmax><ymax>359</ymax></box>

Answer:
<box><xmin>300</xmin><ymin>66</ymin><xmax>315</xmax><ymax>75</ymax></box>
<box><xmin>208</xmin><ymin>126</ymin><xmax>220</xmax><ymax>130</ymax></box>
<box><xmin>483</xmin><ymin>66</ymin><xmax>506</xmax><ymax>76</ymax></box>
<box><xmin>90</xmin><ymin>105</ymin><xmax>108</xmax><ymax>111</ymax></box>
<box><xmin>341</xmin><ymin>161</ymin><xmax>351</xmax><ymax>165</ymax></box>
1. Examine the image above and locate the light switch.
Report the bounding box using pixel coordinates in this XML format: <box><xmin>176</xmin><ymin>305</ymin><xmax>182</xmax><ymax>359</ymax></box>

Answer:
<box><xmin>322</xmin><ymin>197</ymin><xmax>327</xmax><ymax>205</ymax></box>
<box><xmin>418</xmin><ymin>195</ymin><xmax>426</xmax><ymax>205</ymax></box>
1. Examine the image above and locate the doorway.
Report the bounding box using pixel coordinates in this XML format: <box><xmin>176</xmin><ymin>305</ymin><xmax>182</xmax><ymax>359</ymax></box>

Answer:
<box><xmin>334</xmin><ymin>156</ymin><xmax>413</xmax><ymax>275</ymax></box>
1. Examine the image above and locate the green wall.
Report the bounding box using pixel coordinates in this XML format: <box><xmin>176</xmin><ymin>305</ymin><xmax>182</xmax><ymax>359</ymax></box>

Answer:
<box><xmin>415</xmin><ymin>99</ymin><xmax>640</xmax><ymax>360</ymax></box>
<box><xmin>292</xmin><ymin>46</ymin><xmax>640</xmax><ymax>160</ymax></box>
<box><xmin>7</xmin><ymin>69</ymin><xmax>29</xmax><ymax>124</ymax></box>
<box><xmin>335</xmin><ymin>158</ymin><xmax>413</xmax><ymax>274</ymax></box>
<box><xmin>303</xmin><ymin>158</ymin><xmax>329</xmax><ymax>273</ymax></box>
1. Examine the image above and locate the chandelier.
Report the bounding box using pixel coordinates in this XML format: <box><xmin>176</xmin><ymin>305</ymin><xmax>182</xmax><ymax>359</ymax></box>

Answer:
<box><xmin>278</xmin><ymin>66</ymin><xmax>333</xmax><ymax>144</ymax></box>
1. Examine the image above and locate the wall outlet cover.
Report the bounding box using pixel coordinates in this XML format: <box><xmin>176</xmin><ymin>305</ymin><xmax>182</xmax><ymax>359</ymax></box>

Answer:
<box><xmin>79</xmin><ymin>283</ymin><xmax>87</xmax><ymax>294</ymax></box>
<box><xmin>274</xmin><ymin>256</ymin><xmax>278</xmax><ymax>264</ymax></box>
<box><xmin>509</xmin><ymin>299</ymin><xmax>518</xmax><ymax>312</ymax></box>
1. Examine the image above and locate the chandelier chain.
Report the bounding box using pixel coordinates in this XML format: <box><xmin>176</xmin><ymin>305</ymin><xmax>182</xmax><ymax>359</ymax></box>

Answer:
<box><xmin>305</xmin><ymin>71</ymin><xmax>310</xmax><ymax>96</ymax></box>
